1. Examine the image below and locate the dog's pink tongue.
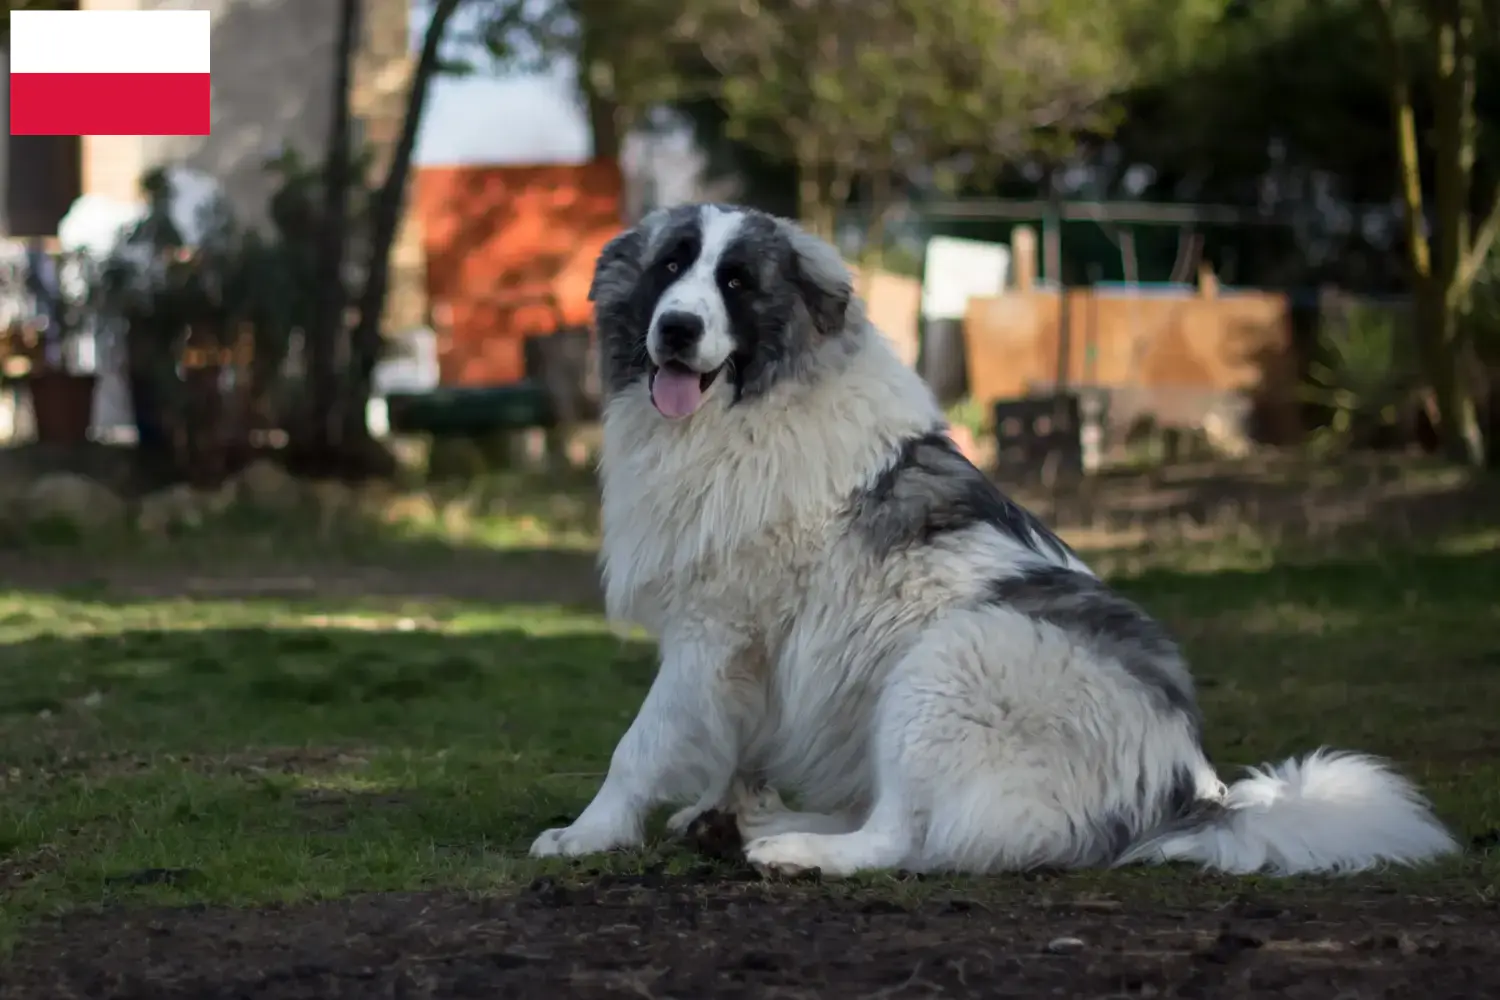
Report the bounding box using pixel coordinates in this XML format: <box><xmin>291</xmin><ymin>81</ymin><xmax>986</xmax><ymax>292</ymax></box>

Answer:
<box><xmin>651</xmin><ymin>368</ymin><xmax>705</xmax><ymax>418</ymax></box>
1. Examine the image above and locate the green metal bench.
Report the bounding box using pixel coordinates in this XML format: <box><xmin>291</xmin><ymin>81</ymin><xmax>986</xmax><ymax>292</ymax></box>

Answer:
<box><xmin>386</xmin><ymin>293</ymin><xmax>598</xmax><ymax>440</ymax></box>
<box><xmin>384</xmin><ymin>284</ymin><xmax>599</xmax><ymax>480</ymax></box>
<box><xmin>383</xmin><ymin>381</ymin><xmax>556</xmax><ymax>436</ymax></box>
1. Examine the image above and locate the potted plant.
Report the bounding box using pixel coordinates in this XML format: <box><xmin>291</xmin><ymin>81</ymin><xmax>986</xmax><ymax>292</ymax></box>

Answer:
<box><xmin>14</xmin><ymin>240</ymin><xmax>98</xmax><ymax>446</ymax></box>
<box><xmin>89</xmin><ymin>164</ymin><xmax>326</xmax><ymax>484</ymax></box>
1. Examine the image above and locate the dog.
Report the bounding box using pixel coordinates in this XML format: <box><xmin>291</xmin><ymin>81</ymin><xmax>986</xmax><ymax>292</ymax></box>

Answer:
<box><xmin>529</xmin><ymin>203</ymin><xmax>1458</xmax><ymax>876</ymax></box>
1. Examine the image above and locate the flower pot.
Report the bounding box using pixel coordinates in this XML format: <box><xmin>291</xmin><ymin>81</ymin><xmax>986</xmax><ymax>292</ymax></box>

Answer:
<box><xmin>27</xmin><ymin>371</ymin><xmax>98</xmax><ymax>446</ymax></box>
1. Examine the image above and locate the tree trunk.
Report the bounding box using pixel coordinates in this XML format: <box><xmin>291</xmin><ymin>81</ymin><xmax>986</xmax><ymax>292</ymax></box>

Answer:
<box><xmin>337</xmin><ymin>0</ymin><xmax>462</xmax><ymax>469</ymax></box>
<box><xmin>584</xmin><ymin>87</ymin><xmax>622</xmax><ymax>163</ymax></box>
<box><xmin>862</xmin><ymin>168</ymin><xmax>895</xmax><ymax>264</ymax></box>
<box><xmin>293</xmin><ymin>0</ymin><xmax>360</xmax><ymax>468</ymax></box>
<box><xmin>1373</xmin><ymin>0</ymin><xmax>1431</xmax><ymax>281</ymax></box>
<box><xmin>577</xmin><ymin>19</ymin><xmax>623</xmax><ymax>163</ymax></box>
<box><xmin>1425</xmin><ymin>0</ymin><xmax>1487</xmax><ymax>464</ymax></box>
<box><xmin>827</xmin><ymin>161</ymin><xmax>854</xmax><ymax>237</ymax></box>
<box><xmin>853</xmin><ymin>168</ymin><xmax>896</xmax><ymax>302</ymax></box>
<box><xmin>1373</xmin><ymin>0</ymin><xmax>1490</xmax><ymax>465</ymax></box>
<box><xmin>789</xmin><ymin>128</ymin><xmax>838</xmax><ymax>237</ymax></box>
<box><xmin>1417</xmin><ymin>281</ymin><xmax>1487</xmax><ymax>464</ymax></box>
<box><xmin>796</xmin><ymin>157</ymin><xmax>829</xmax><ymax>238</ymax></box>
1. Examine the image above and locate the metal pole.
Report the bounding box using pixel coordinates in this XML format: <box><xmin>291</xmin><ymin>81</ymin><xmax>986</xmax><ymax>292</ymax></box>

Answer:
<box><xmin>888</xmin><ymin>198</ymin><xmax>1296</xmax><ymax>227</ymax></box>
<box><xmin>1046</xmin><ymin>189</ymin><xmax>1070</xmax><ymax>392</ymax></box>
<box><xmin>1045</xmin><ymin>185</ymin><xmax>1075</xmax><ymax>503</ymax></box>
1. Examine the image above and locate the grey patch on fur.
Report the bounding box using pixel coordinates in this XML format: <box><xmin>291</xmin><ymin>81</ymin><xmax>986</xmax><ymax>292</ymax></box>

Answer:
<box><xmin>978</xmin><ymin>564</ymin><xmax>1211</xmax><ymax>868</ymax></box>
<box><xmin>849</xmin><ymin>430</ymin><xmax>1079</xmax><ymax>564</ymax></box>
<box><xmin>984</xmin><ymin>565</ymin><xmax>1201</xmax><ymax>727</ymax></box>
<box><xmin>586</xmin><ymin>203</ymin><xmax>857</xmax><ymax>403</ymax></box>
<box><xmin>1063</xmin><ymin>763</ymin><xmax>1203</xmax><ymax>868</ymax></box>
<box><xmin>1064</xmin><ymin>810</ymin><xmax>1136</xmax><ymax>869</ymax></box>
<box><xmin>1116</xmin><ymin>785</ymin><xmax>1232</xmax><ymax>868</ymax></box>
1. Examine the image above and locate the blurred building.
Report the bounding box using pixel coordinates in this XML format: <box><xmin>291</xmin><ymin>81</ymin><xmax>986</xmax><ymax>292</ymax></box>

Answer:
<box><xmin>408</xmin><ymin>30</ymin><xmax>714</xmax><ymax>385</ymax></box>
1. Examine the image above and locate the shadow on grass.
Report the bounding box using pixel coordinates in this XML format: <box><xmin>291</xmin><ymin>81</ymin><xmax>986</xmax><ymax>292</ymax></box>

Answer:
<box><xmin>0</xmin><ymin>466</ymin><xmax>608</xmax><ymax>607</ymax></box>
<box><xmin>1106</xmin><ymin>546</ymin><xmax>1500</xmax><ymax>761</ymax></box>
<box><xmin>3</xmin><ymin>448</ymin><xmax>1497</xmax><ymax>614</ymax></box>
<box><xmin>0</xmin><ymin>620</ymin><xmax>661</xmax><ymax>935</ymax></box>
<box><xmin>0</xmin><ymin>540</ymin><xmax>607</xmax><ymax>608</ymax></box>
<box><xmin>0</xmin><ymin>623</ymin><xmax>656</xmax><ymax>760</ymax></box>
<box><xmin>1112</xmin><ymin>545</ymin><xmax>1500</xmax><ymax>612</ymax></box>
<box><xmin>1</xmin><ymin>544</ymin><xmax>1496</xmax><ymax>774</ymax></box>
<box><xmin>0</xmin><ymin>544</ymin><xmax>1495</xmax><ymax>853</ymax></box>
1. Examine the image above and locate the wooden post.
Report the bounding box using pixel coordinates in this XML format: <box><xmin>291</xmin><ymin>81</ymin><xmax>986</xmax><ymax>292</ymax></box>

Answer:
<box><xmin>1198</xmin><ymin>261</ymin><xmax>1219</xmax><ymax>299</ymax></box>
<box><xmin>1045</xmin><ymin>193</ymin><xmax>1071</xmax><ymax>392</ymax></box>
<box><xmin>1010</xmin><ymin>225</ymin><xmax>1038</xmax><ymax>292</ymax></box>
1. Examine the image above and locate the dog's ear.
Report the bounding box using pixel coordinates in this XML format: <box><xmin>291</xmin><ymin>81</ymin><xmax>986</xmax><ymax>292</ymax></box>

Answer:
<box><xmin>781</xmin><ymin>220</ymin><xmax>852</xmax><ymax>336</ymax></box>
<box><xmin>589</xmin><ymin>226</ymin><xmax>649</xmax><ymax>311</ymax></box>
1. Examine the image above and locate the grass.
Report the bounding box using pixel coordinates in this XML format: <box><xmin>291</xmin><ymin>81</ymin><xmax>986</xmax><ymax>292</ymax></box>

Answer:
<box><xmin>1</xmin><ymin>502</ymin><xmax>1498</xmax><ymax>948</ymax></box>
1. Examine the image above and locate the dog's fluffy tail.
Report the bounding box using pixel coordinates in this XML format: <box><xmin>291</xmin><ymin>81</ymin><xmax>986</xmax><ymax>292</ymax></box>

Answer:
<box><xmin>1119</xmin><ymin>749</ymin><xmax>1458</xmax><ymax>875</ymax></box>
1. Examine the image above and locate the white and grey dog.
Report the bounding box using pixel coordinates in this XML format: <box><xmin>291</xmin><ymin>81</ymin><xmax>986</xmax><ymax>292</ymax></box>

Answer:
<box><xmin>530</xmin><ymin>203</ymin><xmax>1458</xmax><ymax>877</ymax></box>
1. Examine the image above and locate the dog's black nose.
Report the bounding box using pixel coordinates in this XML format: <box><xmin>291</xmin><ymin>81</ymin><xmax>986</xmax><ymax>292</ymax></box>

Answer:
<box><xmin>655</xmin><ymin>311</ymin><xmax>705</xmax><ymax>357</ymax></box>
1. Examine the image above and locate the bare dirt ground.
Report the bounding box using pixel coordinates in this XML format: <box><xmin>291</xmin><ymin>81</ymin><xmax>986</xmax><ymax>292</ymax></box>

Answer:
<box><xmin>8</xmin><ymin>871</ymin><xmax>1499</xmax><ymax>1000</ymax></box>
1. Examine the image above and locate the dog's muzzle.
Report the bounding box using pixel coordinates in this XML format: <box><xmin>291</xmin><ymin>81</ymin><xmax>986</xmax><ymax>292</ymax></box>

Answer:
<box><xmin>648</xmin><ymin>311</ymin><xmax>726</xmax><ymax>419</ymax></box>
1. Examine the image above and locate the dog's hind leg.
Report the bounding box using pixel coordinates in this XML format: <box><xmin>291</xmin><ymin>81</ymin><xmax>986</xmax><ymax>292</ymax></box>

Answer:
<box><xmin>731</xmin><ymin>782</ymin><xmax>861</xmax><ymax>841</ymax></box>
<box><xmin>742</xmin><ymin>716</ymin><xmax>922</xmax><ymax>877</ymax></box>
<box><xmin>747</xmin><ymin>610</ymin><xmax>1103</xmax><ymax>877</ymax></box>
<box><xmin>743</xmin><ymin>789</ymin><xmax>915</xmax><ymax>877</ymax></box>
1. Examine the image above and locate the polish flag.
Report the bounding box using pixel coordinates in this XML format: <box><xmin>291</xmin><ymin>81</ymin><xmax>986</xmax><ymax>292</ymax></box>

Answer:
<box><xmin>9</xmin><ymin>10</ymin><xmax>211</xmax><ymax>137</ymax></box>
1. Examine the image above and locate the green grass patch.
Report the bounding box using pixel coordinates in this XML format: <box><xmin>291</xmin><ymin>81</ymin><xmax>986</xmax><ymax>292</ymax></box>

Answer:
<box><xmin>0</xmin><ymin>535</ymin><xmax>1497</xmax><ymax>946</ymax></box>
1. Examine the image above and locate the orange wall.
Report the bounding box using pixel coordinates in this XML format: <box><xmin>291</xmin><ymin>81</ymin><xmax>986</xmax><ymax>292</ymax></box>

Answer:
<box><xmin>414</xmin><ymin>160</ymin><xmax>623</xmax><ymax>385</ymax></box>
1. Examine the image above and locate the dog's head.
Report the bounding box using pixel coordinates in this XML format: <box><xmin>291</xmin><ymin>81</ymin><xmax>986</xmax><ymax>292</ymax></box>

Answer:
<box><xmin>589</xmin><ymin>203</ymin><xmax>854</xmax><ymax>419</ymax></box>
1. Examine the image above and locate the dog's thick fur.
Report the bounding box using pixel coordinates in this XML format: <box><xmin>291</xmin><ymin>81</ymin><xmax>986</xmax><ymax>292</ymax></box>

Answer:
<box><xmin>530</xmin><ymin>203</ymin><xmax>1458</xmax><ymax>876</ymax></box>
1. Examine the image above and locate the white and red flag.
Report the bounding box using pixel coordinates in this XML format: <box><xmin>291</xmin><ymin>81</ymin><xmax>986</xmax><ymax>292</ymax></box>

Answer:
<box><xmin>9</xmin><ymin>9</ymin><xmax>211</xmax><ymax>137</ymax></box>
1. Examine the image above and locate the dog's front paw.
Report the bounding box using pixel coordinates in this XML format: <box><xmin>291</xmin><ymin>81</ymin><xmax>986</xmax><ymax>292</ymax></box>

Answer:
<box><xmin>529</xmin><ymin>821</ymin><xmax>639</xmax><ymax>858</ymax></box>
<box><xmin>745</xmin><ymin>832</ymin><xmax>832</xmax><ymax>878</ymax></box>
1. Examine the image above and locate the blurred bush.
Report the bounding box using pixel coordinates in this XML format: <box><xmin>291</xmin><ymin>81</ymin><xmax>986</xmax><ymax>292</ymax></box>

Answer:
<box><xmin>1302</xmin><ymin>296</ymin><xmax>1419</xmax><ymax>452</ymax></box>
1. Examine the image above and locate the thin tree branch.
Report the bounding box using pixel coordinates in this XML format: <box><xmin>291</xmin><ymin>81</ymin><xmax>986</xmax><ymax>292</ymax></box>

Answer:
<box><xmin>304</xmin><ymin>0</ymin><xmax>360</xmax><ymax>448</ymax></box>
<box><xmin>1455</xmin><ymin>193</ymin><xmax>1500</xmax><ymax>298</ymax></box>
<box><xmin>345</xmin><ymin>0</ymin><xmax>464</xmax><ymax>432</ymax></box>
<box><xmin>1371</xmin><ymin>0</ymin><xmax>1432</xmax><ymax>282</ymax></box>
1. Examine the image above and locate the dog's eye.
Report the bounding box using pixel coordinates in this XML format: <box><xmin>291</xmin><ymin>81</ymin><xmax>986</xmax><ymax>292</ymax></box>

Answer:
<box><xmin>665</xmin><ymin>261</ymin><xmax>679</xmax><ymax>274</ymax></box>
<box><xmin>726</xmin><ymin>277</ymin><xmax>742</xmax><ymax>290</ymax></box>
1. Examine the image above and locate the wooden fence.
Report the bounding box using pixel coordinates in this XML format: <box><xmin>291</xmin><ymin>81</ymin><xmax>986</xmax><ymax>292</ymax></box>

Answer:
<box><xmin>964</xmin><ymin>285</ymin><xmax>1301</xmax><ymax>441</ymax></box>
